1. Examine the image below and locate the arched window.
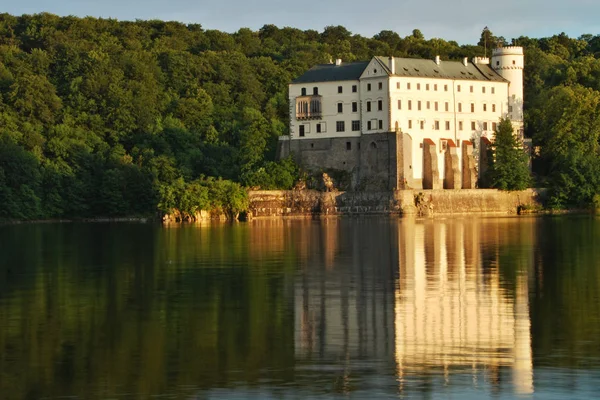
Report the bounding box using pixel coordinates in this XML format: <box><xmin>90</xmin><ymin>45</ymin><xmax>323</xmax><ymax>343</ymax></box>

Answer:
<box><xmin>370</xmin><ymin>142</ymin><xmax>377</xmax><ymax>149</ymax></box>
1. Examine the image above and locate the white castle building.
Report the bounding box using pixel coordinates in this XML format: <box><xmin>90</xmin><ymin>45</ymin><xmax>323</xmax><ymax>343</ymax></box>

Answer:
<box><xmin>278</xmin><ymin>46</ymin><xmax>524</xmax><ymax>190</ymax></box>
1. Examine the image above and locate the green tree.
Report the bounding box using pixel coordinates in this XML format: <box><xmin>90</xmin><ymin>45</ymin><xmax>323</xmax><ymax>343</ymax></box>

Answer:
<box><xmin>484</xmin><ymin>118</ymin><xmax>531</xmax><ymax>190</ymax></box>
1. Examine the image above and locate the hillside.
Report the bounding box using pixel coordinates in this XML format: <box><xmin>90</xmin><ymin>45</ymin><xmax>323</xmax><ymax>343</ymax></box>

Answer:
<box><xmin>1</xmin><ymin>13</ymin><xmax>599</xmax><ymax>219</ymax></box>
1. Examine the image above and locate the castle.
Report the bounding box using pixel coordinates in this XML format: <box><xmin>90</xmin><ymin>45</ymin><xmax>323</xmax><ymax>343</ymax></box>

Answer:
<box><xmin>277</xmin><ymin>46</ymin><xmax>524</xmax><ymax>190</ymax></box>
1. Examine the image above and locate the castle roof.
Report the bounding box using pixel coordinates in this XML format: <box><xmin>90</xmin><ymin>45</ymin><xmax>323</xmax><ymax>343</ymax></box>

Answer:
<box><xmin>292</xmin><ymin>61</ymin><xmax>369</xmax><ymax>83</ymax></box>
<box><xmin>373</xmin><ymin>56</ymin><xmax>508</xmax><ymax>82</ymax></box>
<box><xmin>291</xmin><ymin>57</ymin><xmax>508</xmax><ymax>84</ymax></box>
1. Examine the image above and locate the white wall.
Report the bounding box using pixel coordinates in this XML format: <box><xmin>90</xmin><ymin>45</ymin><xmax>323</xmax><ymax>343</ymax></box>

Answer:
<box><xmin>360</xmin><ymin>58</ymin><xmax>391</xmax><ymax>134</ymax></box>
<box><xmin>289</xmin><ymin>79</ymin><xmax>361</xmax><ymax>140</ymax></box>
<box><xmin>389</xmin><ymin>76</ymin><xmax>509</xmax><ymax>181</ymax></box>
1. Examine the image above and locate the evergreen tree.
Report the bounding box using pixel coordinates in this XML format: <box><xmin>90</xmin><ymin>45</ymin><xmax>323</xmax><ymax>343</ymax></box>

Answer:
<box><xmin>485</xmin><ymin>118</ymin><xmax>531</xmax><ymax>190</ymax></box>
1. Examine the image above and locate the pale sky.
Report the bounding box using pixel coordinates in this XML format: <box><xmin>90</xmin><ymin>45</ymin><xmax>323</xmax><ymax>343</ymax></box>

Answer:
<box><xmin>4</xmin><ymin>0</ymin><xmax>599</xmax><ymax>44</ymax></box>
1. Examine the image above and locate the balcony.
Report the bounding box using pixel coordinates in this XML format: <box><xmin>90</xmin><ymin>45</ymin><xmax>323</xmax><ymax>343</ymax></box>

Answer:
<box><xmin>296</xmin><ymin>95</ymin><xmax>322</xmax><ymax>120</ymax></box>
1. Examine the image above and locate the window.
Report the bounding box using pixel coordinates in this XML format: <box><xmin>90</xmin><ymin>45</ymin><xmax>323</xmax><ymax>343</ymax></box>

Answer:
<box><xmin>378</xmin><ymin>100</ymin><xmax>383</xmax><ymax>111</ymax></box>
<box><xmin>444</xmin><ymin>84</ymin><xmax>448</xmax><ymax>92</ymax></box>
<box><xmin>512</xmin><ymin>60</ymin><xmax>516</xmax><ymax>65</ymax></box>
<box><xmin>492</xmin><ymin>122</ymin><xmax>497</xmax><ymax>131</ymax></box>
<box><xmin>470</xmin><ymin>85</ymin><xmax>473</xmax><ymax>93</ymax></box>
<box><xmin>458</xmin><ymin>103</ymin><xmax>462</xmax><ymax>112</ymax></box>
<box><xmin>434</xmin><ymin>84</ymin><xmax>438</xmax><ymax>91</ymax></box>
<box><xmin>435</xmin><ymin>102</ymin><xmax>438</xmax><ymax>111</ymax></box>
<box><xmin>408</xmin><ymin>100</ymin><xmax>412</xmax><ymax>110</ymax></box>
<box><xmin>508</xmin><ymin>105</ymin><xmax>513</xmax><ymax>112</ymax></box>
<box><xmin>352</xmin><ymin>102</ymin><xmax>358</xmax><ymax>112</ymax></box>
<box><xmin>427</xmin><ymin>101</ymin><xmax>430</xmax><ymax>110</ymax></box>
<box><xmin>338</xmin><ymin>86</ymin><xmax>343</xmax><ymax>94</ymax></box>
<box><xmin>459</xmin><ymin>121</ymin><xmax>463</xmax><ymax>130</ymax></box>
<box><xmin>346</xmin><ymin>142</ymin><xmax>352</xmax><ymax>150</ymax></box>
<box><xmin>313</xmin><ymin>87</ymin><xmax>319</xmax><ymax>95</ymax></box>
<box><xmin>316</xmin><ymin>123</ymin><xmax>321</xmax><ymax>133</ymax></box>
<box><xmin>426</xmin><ymin>84</ymin><xmax>430</xmax><ymax>91</ymax></box>
<box><xmin>301</xmin><ymin>88</ymin><xmax>306</xmax><ymax>96</ymax></box>
<box><xmin>434</xmin><ymin>120</ymin><xmax>440</xmax><ymax>130</ymax></box>
<box><xmin>420</xmin><ymin>120</ymin><xmax>424</xmax><ymax>130</ymax></box>
<box><xmin>352</xmin><ymin>85</ymin><xmax>357</xmax><ymax>93</ymax></box>
<box><xmin>457</xmin><ymin>85</ymin><xmax>461</xmax><ymax>92</ymax></box>
<box><xmin>407</xmin><ymin>83</ymin><xmax>411</xmax><ymax>90</ymax></box>
<box><xmin>367</xmin><ymin>83</ymin><xmax>371</xmax><ymax>91</ymax></box>
<box><xmin>418</xmin><ymin>101</ymin><xmax>421</xmax><ymax>111</ymax></box>
<box><xmin>471</xmin><ymin>103</ymin><xmax>475</xmax><ymax>113</ymax></box>
<box><xmin>471</xmin><ymin>121</ymin><xmax>476</xmax><ymax>130</ymax></box>
<box><xmin>397</xmin><ymin>100</ymin><xmax>401</xmax><ymax>110</ymax></box>
<box><xmin>492</xmin><ymin>104</ymin><xmax>496</xmax><ymax>112</ymax></box>
<box><xmin>483</xmin><ymin>122</ymin><xmax>488</xmax><ymax>130</ymax></box>
<box><xmin>408</xmin><ymin>120</ymin><xmax>412</xmax><ymax>129</ymax></box>
<box><xmin>496</xmin><ymin>61</ymin><xmax>500</xmax><ymax>66</ymax></box>
<box><xmin>445</xmin><ymin>121</ymin><xmax>450</xmax><ymax>130</ymax></box>
<box><xmin>337</xmin><ymin>103</ymin><xmax>343</xmax><ymax>113</ymax></box>
<box><xmin>378</xmin><ymin>120</ymin><xmax>383</xmax><ymax>129</ymax></box>
<box><xmin>445</xmin><ymin>102</ymin><xmax>449</xmax><ymax>112</ymax></box>
<box><xmin>491</xmin><ymin>87</ymin><xmax>495</xmax><ymax>94</ymax></box>
<box><xmin>299</xmin><ymin>125</ymin><xmax>305</xmax><ymax>137</ymax></box>
<box><xmin>417</xmin><ymin>83</ymin><xmax>421</xmax><ymax>90</ymax></box>
<box><xmin>352</xmin><ymin>120</ymin><xmax>360</xmax><ymax>131</ymax></box>
<box><xmin>396</xmin><ymin>82</ymin><xmax>400</xmax><ymax>89</ymax></box>
<box><xmin>367</xmin><ymin>102</ymin><xmax>372</xmax><ymax>112</ymax></box>
<box><xmin>367</xmin><ymin>121</ymin><xmax>372</xmax><ymax>130</ymax></box>
<box><xmin>483</xmin><ymin>104</ymin><xmax>487</xmax><ymax>112</ymax></box>
<box><xmin>482</xmin><ymin>87</ymin><xmax>486</xmax><ymax>94</ymax></box>
<box><xmin>378</xmin><ymin>82</ymin><xmax>383</xmax><ymax>90</ymax></box>
<box><xmin>336</xmin><ymin>121</ymin><xmax>345</xmax><ymax>132</ymax></box>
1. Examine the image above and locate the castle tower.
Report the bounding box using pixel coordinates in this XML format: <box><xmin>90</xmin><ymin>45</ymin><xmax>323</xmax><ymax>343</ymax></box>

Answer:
<box><xmin>491</xmin><ymin>46</ymin><xmax>524</xmax><ymax>137</ymax></box>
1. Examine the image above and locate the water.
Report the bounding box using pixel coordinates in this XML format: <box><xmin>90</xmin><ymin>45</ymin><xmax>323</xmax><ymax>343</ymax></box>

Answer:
<box><xmin>1</xmin><ymin>215</ymin><xmax>599</xmax><ymax>399</ymax></box>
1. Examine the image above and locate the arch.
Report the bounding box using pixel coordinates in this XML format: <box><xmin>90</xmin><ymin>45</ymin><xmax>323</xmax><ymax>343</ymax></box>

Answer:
<box><xmin>370</xmin><ymin>141</ymin><xmax>377</xmax><ymax>149</ymax></box>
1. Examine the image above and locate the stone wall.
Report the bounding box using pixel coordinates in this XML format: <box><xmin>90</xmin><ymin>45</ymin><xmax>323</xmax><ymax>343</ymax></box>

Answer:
<box><xmin>248</xmin><ymin>190</ymin><xmax>402</xmax><ymax>217</ymax></box>
<box><xmin>286</xmin><ymin>133</ymin><xmax>404</xmax><ymax>191</ymax></box>
<box><xmin>248</xmin><ymin>189</ymin><xmax>543</xmax><ymax>218</ymax></box>
<box><xmin>404</xmin><ymin>189</ymin><xmax>543</xmax><ymax>216</ymax></box>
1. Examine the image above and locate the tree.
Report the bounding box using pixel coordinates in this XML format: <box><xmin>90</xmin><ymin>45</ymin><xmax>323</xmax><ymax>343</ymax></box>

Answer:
<box><xmin>484</xmin><ymin>118</ymin><xmax>531</xmax><ymax>190</ymax></box>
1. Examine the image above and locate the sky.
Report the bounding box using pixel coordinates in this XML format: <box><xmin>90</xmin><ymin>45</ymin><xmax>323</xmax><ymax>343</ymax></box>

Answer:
<box><xmin>4</xmin><ymin>0</ymin><xmax>600</xmax><ymax>44</ymax></box>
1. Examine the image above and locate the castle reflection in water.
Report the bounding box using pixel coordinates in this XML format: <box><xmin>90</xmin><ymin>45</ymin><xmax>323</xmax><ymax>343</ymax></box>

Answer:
<box><xmin>291</xmin><ymin>217</ymin><xmax>534</xmax><ymax>395</ymax></box>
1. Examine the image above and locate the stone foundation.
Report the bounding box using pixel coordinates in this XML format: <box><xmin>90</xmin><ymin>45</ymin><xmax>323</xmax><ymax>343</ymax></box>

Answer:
<box><xmin>249</xmin><ymin>189</ymin><xmax>543</xmax><ymax>218</ymax></box>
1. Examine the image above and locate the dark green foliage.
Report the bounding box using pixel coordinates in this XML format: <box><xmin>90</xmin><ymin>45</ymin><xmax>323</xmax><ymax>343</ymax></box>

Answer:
<box><xmin>158</xmin><ymin>177</ymin><xmax>248</xmax><ymax>220</ymax></box>
<box><xmin>242</xmin><ymin>156</ymin><xmax>299</xmax><ymax>190</ymax></box>
<box><xmin>484</xmin><ymin>118</ymin><xmax>531</xmax><ymax>191</ymax></box>
<box><xmin>547</xmin><ymin>150</ymin><xmax>600</xmax><ymax>209</ymax></box>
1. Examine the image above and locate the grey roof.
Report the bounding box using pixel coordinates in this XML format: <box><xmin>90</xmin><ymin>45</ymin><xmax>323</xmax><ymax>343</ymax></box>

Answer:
<box><xmin>292</xmin><ymin>61</ymin><xmax>369</xmax><ymax>83</ymax></box>
<box><xmin>374</xmin><ymin>56</ymin><xmax>507</xmax><ymax>82</ymax></box>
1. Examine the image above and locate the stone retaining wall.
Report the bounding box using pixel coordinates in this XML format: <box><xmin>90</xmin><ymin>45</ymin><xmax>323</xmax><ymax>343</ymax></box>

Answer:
<box><xmin>248</xmin><ymin>189</ymin><xmax>543</xmax><ymax>218</ymax></box>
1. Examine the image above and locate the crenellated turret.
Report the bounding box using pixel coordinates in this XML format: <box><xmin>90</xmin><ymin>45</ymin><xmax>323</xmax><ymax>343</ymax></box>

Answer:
<box><xmin>491</xmin><ymin>46</ymin><xmax>524</xmax><ymax>137</ymax></box>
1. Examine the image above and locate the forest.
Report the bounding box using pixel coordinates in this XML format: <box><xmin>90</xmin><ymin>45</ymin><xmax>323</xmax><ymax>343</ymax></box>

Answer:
<box><xmin>0</xmin><ymin>13</ymin><xmax>599</xmax><ymax>220</ymax></box>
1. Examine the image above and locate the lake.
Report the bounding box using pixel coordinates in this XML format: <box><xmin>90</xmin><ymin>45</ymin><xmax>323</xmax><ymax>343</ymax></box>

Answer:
<box><xmin>1</xmin><ymin>215</ymin><xmax>599</xmax><ymax>399</ymax></box>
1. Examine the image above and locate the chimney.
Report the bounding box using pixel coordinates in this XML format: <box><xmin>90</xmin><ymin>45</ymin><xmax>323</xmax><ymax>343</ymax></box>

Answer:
<box><xmin>435</xmin><ymin>55</ymin><xmax>440</xmax><ymax>65</ymax></box>
<box><xmin>388</xmin><ymin>56</ymin><xmax>395</xmax><ymax>74</ymax></box>
<box><xmin>335</xmin><ymin>58</ymin><xmax>342</xmax><ymax>66</ymax></box>
<box><xmin>463</xmin><ymin>57</ymin><xmax>468</xmax><ymax>67</ymax></box>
